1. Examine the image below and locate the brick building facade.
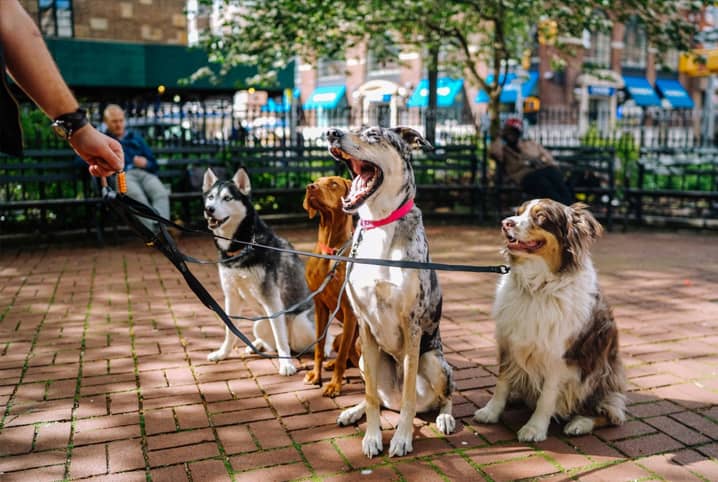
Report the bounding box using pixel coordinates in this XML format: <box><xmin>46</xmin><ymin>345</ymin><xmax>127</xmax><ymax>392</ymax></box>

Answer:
<box><xmin>20</xmin><ymin>0</ymin><xmax>188</xmax><ymax>45</ymax></box>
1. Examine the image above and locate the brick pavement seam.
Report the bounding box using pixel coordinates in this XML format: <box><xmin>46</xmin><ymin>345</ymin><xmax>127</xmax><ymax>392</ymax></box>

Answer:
<box><xmin>63</xmin><ymin>257</ymin><xmax>101</xmax><ymax>480</ymax></box>
<box><xmin>152</xmin><ymin>252</ymin><xmax>239</xmax><ymax>481</ymax></box>
<box><xmin>0</xmin><ymin>260</ymin><xmax>62</xmax><ymax>431</ymax></box>
<box><xmin>634</xmin><ymin>458</ymin><xmax>712</xmax><ymax>482</ymax></box>
<box><xmin>123</xmin><ymin>255</ymin><xmax>153</xmax><ymax>480</ymax></box>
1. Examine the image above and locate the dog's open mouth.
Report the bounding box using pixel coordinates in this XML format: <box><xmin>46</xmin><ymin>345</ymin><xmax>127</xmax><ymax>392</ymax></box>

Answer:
<box><xmin>505</xmin><ymin>234</ymin><xmax>545</xmax><ymax>252</ymax></box>
<box><xmin>206</xmin><ymin>215</ymin><xmax>229</xmax><ymax>230</ymax></box>
<box><xmin>330</xmin><ymin>147</ymin><xmax>383</xmax><ymax>211</ymax></box>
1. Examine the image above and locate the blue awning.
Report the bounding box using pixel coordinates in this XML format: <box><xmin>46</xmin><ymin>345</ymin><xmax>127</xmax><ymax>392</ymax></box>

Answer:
<box><xmin>623</xmin><ymin>76</ymin><xmax>662</xmax><ymax>107</ymax></box>
<box><xmin>303</xmin><ymin>85</ymin><xmax>346</xmax><ymax>110</ymax></box>
<box><xmin>261</xmin><ymin>88</ymin><xmax>300</xmax><ymax>113</ymax></box>
<box><xmin>406</xmin><ymin>77</ymin><xmax>464</xmax><ymax>108</ymax></box>
<box><xmin>476</xmin><ymin>71</ymin><xmax>538</xmax><ymax>104</ymax></box>
<box><xmin>655</xmin><ymin>79</ymin><xmax>694</xmax><ymax>109</ymax></box>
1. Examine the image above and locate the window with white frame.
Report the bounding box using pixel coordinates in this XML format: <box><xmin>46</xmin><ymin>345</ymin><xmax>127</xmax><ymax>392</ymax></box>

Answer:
<box><xmin>623</xmin><ymin>16</ymin><xmax>647</xmax><ymax>69</ymax></box>
<box><xmin>584</xmin><ymin>12</ymin><xmax>611</xmax><ymax>68</ymax></box>
<box><xmin>38</xmin><ymin>0</ymin><xmax>73</xmax><ymax>37</ymax></box>
<box><xmin>657</xmin><ymin>49</ymin><xmax>680</xmax><ymax>71</ymax></box>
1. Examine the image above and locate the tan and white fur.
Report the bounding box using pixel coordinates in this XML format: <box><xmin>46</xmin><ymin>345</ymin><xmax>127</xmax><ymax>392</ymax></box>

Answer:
<box><xmin>474</xmin><ymin>199</ymin><xmax>626</xmax><ymax>442</ymax></box>
<box><xmin>202</xmin><ymin>168</ymin><xmax>318</xmax><ymax>376</ymax></box>
<box><xmin>327</xmin><ymin>126</ymin><xmax>455</xmax><ymax>458</ymax></box>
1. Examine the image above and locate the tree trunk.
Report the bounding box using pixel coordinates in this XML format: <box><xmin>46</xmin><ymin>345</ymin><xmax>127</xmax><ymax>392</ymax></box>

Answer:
<box><xmin>425</xmin><ymin>45</ymin><xmax>439</xmax><ymax>146</ymax></box>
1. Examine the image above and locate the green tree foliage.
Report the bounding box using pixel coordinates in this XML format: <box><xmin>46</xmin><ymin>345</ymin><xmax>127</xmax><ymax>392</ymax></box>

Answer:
<box><xmin>197</xmin><ymin>0</ymin><xmax>709</xmax><ymax>138</ymax></box>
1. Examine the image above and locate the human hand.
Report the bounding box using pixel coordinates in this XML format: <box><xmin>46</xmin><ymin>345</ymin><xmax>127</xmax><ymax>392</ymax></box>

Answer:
<box><xmin>132</xmin><ymin>155</ymin><xmax>148</xmax><ymax>169</ymax></box>
<box><xmin>69</xmin><ymin>125</ymin><xmax>124</xmax><ymax>177</ymax></box>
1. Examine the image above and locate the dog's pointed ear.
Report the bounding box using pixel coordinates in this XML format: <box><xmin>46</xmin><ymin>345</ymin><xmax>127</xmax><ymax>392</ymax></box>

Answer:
<box><xmin>203</xmin><ymin>168</ymin><xmax>218</xmax><ymax>193</ymax></box>
<box><xmin>233</xmin><ymin>168</ymin><xmax>251</xmax><ymax>196</ymax></box>
<box><xmin>303</xmin><ymin>188</ymin><xmax>317</xmax><ymax>219</ymax></box>
<box><xmin>391</xmin><ymin>126</ymin><xmax>434</xmax><ymax>152</ymax></box>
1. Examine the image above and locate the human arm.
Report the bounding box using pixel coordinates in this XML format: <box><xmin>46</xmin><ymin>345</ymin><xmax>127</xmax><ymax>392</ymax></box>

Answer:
<box><xmin>0</xmin><ymin>0</ymin><xmax>123</xmax><ymax>176</ymax></box>
<box><xmin>130</xmin><ymin>134</ymin><xmax>158</xmax><ymax>172</ymax></box>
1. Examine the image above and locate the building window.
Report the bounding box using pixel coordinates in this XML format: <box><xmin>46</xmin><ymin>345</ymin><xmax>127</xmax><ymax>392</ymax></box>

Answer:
<box><xmin>367</xmin><ymin>37</ymin><xmax>401</xmax><ymax>78</ymax></box>
<box><xmin>584</xmin><ymin>12</ymin><xmax>611</xmax><ymax>69</ymax></box>
<box><xmin>623</xmin><ymin>16</ymin><xmax>647</xmax><ymax>69</ymax></box>
<box><xmin>38</xmin><ymin>0</ymin><xmax>74</xmax><ymax>37</ymax></box>
<box><xmin>658</xmin><ymin>49</ymin><xmax>680</xmax><ymax>71</ymax></box>
<box><xmin>317</xmin><ymin>58</ymin><xmax>346</xmax><ymax>79</ymax></box>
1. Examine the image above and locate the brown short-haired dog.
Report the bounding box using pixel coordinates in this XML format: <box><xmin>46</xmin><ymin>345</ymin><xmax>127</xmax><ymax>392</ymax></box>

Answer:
<box><xmin>303</xmin><ymin>176</ymin><xmax>360</xmax><ymax>397</ymax></box>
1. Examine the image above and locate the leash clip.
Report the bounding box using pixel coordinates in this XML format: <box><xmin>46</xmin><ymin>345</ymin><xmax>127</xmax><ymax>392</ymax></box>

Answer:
<box><xmin>498</xmin><ymin>265</ymin><xmax>510</xmax><ymax>274</ymax></box>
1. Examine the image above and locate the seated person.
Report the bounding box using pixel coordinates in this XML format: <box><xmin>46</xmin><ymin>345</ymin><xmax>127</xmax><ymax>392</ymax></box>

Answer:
<box><xmin>490</xmin><ymin>118</ymin><xmax>573</xmax><ymax>206</ymax></box>
<box><xmin>103</xmin><ymin>104</ymin><xmax>169</xmax><ymax>234</ymax></box>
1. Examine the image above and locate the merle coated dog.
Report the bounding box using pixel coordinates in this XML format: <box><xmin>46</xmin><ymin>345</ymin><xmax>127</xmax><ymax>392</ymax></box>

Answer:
<box><xmin>327</xmin><ymin>126</ymin><xmax>455</xmax><ymax>458</ymax></box>
<box><xmin>202</xmin><ymin>167</ymin><xmax>318</xmax><ymax>376</ymax></box>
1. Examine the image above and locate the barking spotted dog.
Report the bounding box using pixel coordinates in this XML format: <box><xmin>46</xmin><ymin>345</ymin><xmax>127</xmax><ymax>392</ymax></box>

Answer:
<box><xmin>327</xmin><ymin>126</ymin><xmax>455</xmax><ymax>458</ymax></box>
<box><xmin>202</xmin><ymin>167</ymin><xmax>318</xmax><ymax>376</ymax></box>
<box><xmin>474</xmin><ymin>199</ymin><xmax>626</xmax><ymax>442</ymax></box>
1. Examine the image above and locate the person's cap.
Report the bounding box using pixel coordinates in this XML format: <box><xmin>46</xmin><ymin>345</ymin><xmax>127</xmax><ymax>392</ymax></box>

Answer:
<box><xmin>504</xmin><ymin>117</ymin><xmax>523</xmax><ymax>132</ymax></box>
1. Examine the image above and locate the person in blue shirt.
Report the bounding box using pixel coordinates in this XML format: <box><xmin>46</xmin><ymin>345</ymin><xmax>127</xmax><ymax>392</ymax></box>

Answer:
<box><xmin>103</xmin><ymin>104</ymin><xmax>169</xmax><ymax>233</ymax></box>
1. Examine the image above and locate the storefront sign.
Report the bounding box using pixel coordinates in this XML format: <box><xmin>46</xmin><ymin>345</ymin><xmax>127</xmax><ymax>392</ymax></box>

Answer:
<box><xmin>588</xmin><ymin>86</ymin><xmax>615</xmax><ymax>97</ymax></box>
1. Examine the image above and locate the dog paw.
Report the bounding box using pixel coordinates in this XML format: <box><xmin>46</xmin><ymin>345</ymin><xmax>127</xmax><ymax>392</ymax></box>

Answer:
<box><xmin>304</xmin><ymin>370</ymin><xmax>321</xmax><ymax>386</ymax></box>
<box><xmin>322</xmin><ymin>380</ymin><xmax>342</xmax><ymax>398</ymax></box>
<box><xmin>324</xmin><ymin>359</ymin><xmax>336</xmax><ymax>371</ymax></box>
<box><xmin>474</xmin><ymin>406</ymin><xmax>501</xmax><ymax>424</ymax></box>
<box><xmin>564</xmin><ymin>416</ymin><xmax>595</xmax><ymax>436</ymax></box>
<box><xmin>245</xmin><ymin>339</ymin><xmax>269</xmax><ymax>354</ymax></box>
<box><xmin>278</xmin><ymin>360</ymin><xmax>297</xmax><ymax>376</ymax></box>
<box><xmin>517</xmin><ymin>422</ymin><xmax>548</xmax><ymax>443</ymax></box>
<box><xmin>337</xmin><ymin>405</ymin><xmax>364</xmax><ymax>426</ymax></box>
<box><xmin>436</xmin><ymin>414</ymin><xmax>456</xmax><ymax>434</ymax></box>
<box><xmin>388</xmin><ymin>432</ymin><xmax>413</xmax><ymax>457</ymax></box>
<box><xmin>362</xmin><ymin>431</ymin><xmax>383</xmax><ymax>458</ymax></box>
<box><xmin>207</xmin><ymin>350</ymin><xmax>229</xmax><ymax>362</ymax></box>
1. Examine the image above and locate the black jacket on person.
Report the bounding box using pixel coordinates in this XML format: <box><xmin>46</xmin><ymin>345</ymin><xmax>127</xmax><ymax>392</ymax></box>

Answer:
<box><xmin>0</xmin><ymin>41</ymin><xmax>23</xmax><ymax>157</ymax></box>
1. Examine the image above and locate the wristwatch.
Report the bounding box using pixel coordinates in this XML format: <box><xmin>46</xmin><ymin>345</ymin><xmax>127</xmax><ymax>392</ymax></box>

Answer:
<box><xmin>51</xmin><ymin>108</ymin><xmax>89</xmax><ymax>140</ymax></box>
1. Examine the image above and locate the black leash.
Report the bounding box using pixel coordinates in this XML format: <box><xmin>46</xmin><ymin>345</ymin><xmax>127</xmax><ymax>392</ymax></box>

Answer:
<box><xmin>112</xmin><ymin>192</ymin><xmax>510</xmax><ymax>275</ymax></box>
<box><xmin>102</xmin><ymin>186</ymin><xmax>509</xmax><ymax>360</ymax></box>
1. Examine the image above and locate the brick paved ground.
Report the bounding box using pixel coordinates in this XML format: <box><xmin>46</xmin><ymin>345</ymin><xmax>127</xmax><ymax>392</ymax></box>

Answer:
<box><xmin>1</xmin><ymin>224</ymin><xmax>717</xmax><ymax>481</ymax></box>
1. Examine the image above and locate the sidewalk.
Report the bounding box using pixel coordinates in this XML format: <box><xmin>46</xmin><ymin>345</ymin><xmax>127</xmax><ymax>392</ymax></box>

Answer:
<box><xmin>1</xmin><ymin>224</ymin><xmax>717</xmax><ymax>481</ymax></box>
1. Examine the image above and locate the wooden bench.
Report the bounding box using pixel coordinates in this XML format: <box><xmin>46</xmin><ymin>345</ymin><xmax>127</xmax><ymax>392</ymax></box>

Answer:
<box><xmin>491</xmin><ymin>145</ymin><xmax>616</xmax><ymax>230</ymax></box>
<box><xmin>0</xmin><ymin>149</ymin><xmax>107</xmax><ymax>243</ymax></box>
<box><xmin>622</xmin><ymin>147</ymin><xmax>718</xmax><ymax>230</ymax></box>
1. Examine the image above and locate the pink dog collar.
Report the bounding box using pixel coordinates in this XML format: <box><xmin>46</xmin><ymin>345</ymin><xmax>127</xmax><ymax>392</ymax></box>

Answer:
<box><xmin>359</xmin><ymin>198</ymin><xmax>414</xmax><ymax>230</ymax></box>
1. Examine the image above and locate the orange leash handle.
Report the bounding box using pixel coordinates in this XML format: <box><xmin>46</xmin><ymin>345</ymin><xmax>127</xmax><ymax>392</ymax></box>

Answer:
<box><xmin>117</xmin><ymin>171</ymin><xmax>127</xmax><ymax>193</ymax></box>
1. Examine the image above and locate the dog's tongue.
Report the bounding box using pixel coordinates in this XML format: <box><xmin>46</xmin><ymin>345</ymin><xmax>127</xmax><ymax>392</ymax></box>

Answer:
<box><xmin>343</xmin><ymin>160</ymin><xmax>377</xmax><ymax>207</ymax></box>
<box><xmin>509</xmin><ymin>239</ymin><xmax>542</xmax><ymax>251</ymax></box>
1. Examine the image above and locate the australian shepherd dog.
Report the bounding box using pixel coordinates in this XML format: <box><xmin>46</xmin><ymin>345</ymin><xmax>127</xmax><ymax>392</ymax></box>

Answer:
<box><xmin>474</xmin><ymin>199</ymin><xmax>626</xmax><ymax>442</ymax></box>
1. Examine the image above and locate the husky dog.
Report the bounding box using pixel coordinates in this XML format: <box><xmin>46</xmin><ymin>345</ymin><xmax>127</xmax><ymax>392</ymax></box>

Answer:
<box><xmin>202</xmin><ymin>167</ymin><xmax>317</xmax><ymax>376</ymax></box>
<box><xmin>327</xmin><ymin>126</ymin><xmax>455</xmax><ymax>458</ymax></box>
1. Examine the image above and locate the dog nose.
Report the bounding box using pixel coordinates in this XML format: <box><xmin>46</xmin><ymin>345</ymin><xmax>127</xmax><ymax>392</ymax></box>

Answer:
<box><xmin>325</xmin><ymin>128</ymin><xmax>344</xmax><ymax>141</ymax></box>
<box><xmin>502</xmin><ymin>218</ymin><xmax>515</xmax><ymax>229</ymax></box>
<box><xmin>307</xmin><ymin>183</ymin><xmax>318</xmax><ymax>191</ymax></box>
<box><xmin>206</xmin><ymin>206</ymin><xmax>215</xmax><ymax>215</ymax></box>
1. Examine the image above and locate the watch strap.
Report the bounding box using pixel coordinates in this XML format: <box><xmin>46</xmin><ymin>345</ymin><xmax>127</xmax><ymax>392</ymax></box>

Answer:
<box><xmin>52</xmin><ymin>108</ymin><xmax>89</xmax><ymax>140</ymax></box>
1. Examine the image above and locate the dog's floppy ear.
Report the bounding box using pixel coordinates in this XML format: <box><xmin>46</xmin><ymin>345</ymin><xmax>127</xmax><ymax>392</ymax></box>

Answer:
<box><xmin>391</xmin><ymin>126</ymin><xmax>434</xmax><ymax>152</ymax></box>
<box><xmin>565</xmin><ymin>203</ymin><xmax>603</xmax><ymax>269</ymax></box>
<box><xmin>233</xmin><ymin>167</ymin><xmax>251</xmax><ymax>196</ymax></box>
<box><xmin>202</xmin><ymin>168</ymin><xmax>218</xmax><ymax>193</ymax></box>
<box><xmin>303</xmin><ymin>186</ymin><xmax>317</xmax><ymax>219</ymax></box>
<box><xmin>569</xmin><ymin>202</ymin><xmax>603</xmax><ymax>241</ymax></box>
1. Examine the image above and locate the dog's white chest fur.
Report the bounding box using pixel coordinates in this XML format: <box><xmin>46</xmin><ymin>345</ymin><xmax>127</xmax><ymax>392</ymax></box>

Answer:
<box><xmin>347</xmin><ymin>226</ymin><xmax>419</xmax><ymax>356</ymax></box>
<box><xmin>493</xmin><ymin>259</ymin><xmax>597</xmax><ymax>374</ymax></box>
<box><xmin>219</xmin><ymin>264</ymin><xmax>265</xmax><ymax>302</ymax></box>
